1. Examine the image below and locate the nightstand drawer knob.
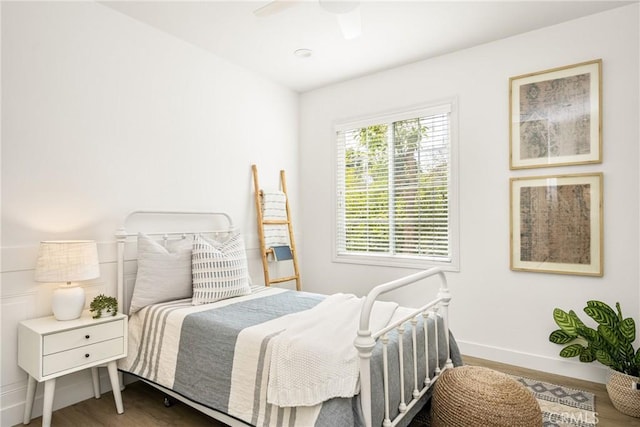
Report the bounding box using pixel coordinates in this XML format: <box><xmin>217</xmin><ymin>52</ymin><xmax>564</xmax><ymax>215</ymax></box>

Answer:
<box><xmin>85</xmin><ymin>335</ymin><xmax>90</xmax><ymax>339</ymax></box>
<box><xmin>85</xmin><ymin>353</ymin><xmax>90</xmax><ymax>358</ymax></box>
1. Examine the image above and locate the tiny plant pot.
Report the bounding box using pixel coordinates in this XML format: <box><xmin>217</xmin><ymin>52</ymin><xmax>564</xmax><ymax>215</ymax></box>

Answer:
<box><xmin>89</xmin><ymin>294</ymin><xmax>118</xmax><ymax>319</ymax></box>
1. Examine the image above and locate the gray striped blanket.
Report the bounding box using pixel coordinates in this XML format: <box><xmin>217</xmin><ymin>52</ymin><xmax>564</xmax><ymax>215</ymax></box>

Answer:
<box><xmin>118</xmin><ymin>287</ymin><xmax>461</xmax><ymax>426</ymax></box>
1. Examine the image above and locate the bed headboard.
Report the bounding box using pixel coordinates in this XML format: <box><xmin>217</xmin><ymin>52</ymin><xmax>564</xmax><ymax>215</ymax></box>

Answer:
<box><xmin>115</xmin><ymin>210</ymin><xmax>236</xmax><ymax>314</ymax></box>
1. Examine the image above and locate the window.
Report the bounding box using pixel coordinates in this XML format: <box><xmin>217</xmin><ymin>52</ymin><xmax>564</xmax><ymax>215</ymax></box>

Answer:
<box><xmin>334</xmin><ymin>101</ymin><xmax>458</xmax><ymax>270</ymax></box>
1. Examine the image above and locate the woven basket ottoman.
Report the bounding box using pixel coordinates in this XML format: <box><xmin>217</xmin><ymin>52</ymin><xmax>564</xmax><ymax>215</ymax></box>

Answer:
<box><xmin>431</xmin><ymin>366</ymin><xmax>542</xmax><ymax>427</ymax></box>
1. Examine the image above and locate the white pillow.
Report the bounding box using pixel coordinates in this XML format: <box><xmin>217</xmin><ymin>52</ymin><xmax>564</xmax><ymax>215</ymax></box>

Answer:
<box><xmin>192</xmin><ymin>233</ymin><xmax>251</xmax><ymax>305</ymax></box>
<box><xmin>129</xmin><ymin>233</ymin><xmax>193</xmax><ymax>314</ymax></box>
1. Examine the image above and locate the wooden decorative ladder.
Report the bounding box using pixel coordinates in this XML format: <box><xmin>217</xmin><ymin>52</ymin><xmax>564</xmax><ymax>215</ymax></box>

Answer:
<box><xmin>252</xmin><ymin>164</ymin><xmax>301</xmax><ymax>290</ymax></box>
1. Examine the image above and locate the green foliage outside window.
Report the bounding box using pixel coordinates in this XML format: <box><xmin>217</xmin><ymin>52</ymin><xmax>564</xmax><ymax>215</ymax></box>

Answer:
<box><xmin>342</xmin><ymin>116</ymin><xmax>449</xmax><ymax>258</ymax></box>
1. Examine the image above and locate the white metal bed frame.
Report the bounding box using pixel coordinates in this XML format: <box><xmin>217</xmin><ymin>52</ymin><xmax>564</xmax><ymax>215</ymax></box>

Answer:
<box><xmin>115</xmin><ymin>210</ymin><xmax>453</xmax><ymax>427</ymax></box>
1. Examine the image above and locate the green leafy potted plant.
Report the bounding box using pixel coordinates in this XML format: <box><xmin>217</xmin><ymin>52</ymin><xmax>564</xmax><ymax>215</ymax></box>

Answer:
<box><xmin>550</xmin><ymin>300</ymin><xmax>640</xmax><ymax>417</ymax></box>
<box><xmin>89</xmin><ymin>294</ymin><xmax>118</xmax><ymax>319</ymax></box>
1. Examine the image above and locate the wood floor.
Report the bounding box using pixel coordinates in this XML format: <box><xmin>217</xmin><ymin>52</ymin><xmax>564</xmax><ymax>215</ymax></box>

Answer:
<box><xmin>20</xmin><ymin>380</ymin><xmax>223</xmax><ymax>427</ymax></box>
<box><xmin>19</xmin><ymin>356</ymin><xmax>639</xmax><ymax>426</ymax></box>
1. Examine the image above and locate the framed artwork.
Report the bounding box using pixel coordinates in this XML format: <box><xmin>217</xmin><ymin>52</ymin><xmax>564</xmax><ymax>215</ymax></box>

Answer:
<box><xmin>510</xmin><ymin>59</ymin><xmax>602</xmax><ymax>169</ymax></box>
<box><xmin>510</xmin><ymin>173</ymin><xmax>603</xmax><ymax>276</ymax></box>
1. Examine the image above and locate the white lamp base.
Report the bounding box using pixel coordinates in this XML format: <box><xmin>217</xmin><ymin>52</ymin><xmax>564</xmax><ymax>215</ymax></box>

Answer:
<box><xmin>52</xmin><ymin>284</ymin><xmax>85</xmax><ymax>320</ymax></box>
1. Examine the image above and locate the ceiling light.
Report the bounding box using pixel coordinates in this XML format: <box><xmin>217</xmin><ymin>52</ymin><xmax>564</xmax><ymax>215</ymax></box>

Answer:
<box><xmin>294</xmin><ymin>48</ymin><xmax>313</xmax><ymax>58</ymax></box>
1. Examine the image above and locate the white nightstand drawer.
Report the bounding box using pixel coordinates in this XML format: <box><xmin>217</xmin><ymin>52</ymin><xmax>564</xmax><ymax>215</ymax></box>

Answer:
<box><xmin>42</xmin><ymin>337</ymin><xmax>124</xmax><ymax>376</ymax></box>
<box><xmin>43</xmin><ymin>319</ymin><xmax>124</xmax><ymax>355</ymax></box>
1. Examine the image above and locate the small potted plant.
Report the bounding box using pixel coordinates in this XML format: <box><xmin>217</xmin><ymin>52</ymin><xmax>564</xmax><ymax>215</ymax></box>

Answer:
<box><xmin>89</xmin><ymin>294</ymin><xmax>118</xmax><ymax>319</ymax></box>
<box><xmin>549</xmin><ymin>300</ymin><xmax>640</xmax><ymax>417</ymax></box>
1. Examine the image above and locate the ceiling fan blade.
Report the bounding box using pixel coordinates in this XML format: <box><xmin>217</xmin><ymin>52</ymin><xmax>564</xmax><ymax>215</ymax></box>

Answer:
<box><xmin>318</xmin><ymin>0</ymin><xmax>358</xmax><ymax>15</ymax></box>
<box><xmin>253</xmin><ymin>0</ymin><xmax>300</xmax><ymax>18</ymax></box>
<box><xmin>256</xmin><ymin>0</ymin><xmax>362</xmax><ymax>40</ymax></box>
<box><xmin>336</xmin><ymin>7</ymin><xmax>361</xmax><ymax>39</ymax></box>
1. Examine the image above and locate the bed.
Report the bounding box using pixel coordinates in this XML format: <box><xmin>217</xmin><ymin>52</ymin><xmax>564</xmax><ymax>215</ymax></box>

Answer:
<box><xmin>115</xmin><ymin>211</ymin><xmax>461</xmax><ymax>427</ymax></box>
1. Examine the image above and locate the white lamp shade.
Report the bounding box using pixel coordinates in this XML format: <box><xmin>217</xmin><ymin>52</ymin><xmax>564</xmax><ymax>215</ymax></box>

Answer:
<box><xmin>35</xmin><ymin>240</ymin><xmax>100</xmax><ymax>283</ymax></box>
<box><xmin>35</xmin><ymin>240</ymin><xmax>99</xmax><ymax>321</ymax></box>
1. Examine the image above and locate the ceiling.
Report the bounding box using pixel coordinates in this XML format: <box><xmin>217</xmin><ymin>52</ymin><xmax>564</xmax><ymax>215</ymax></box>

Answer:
<box><xmin>101</xmin><ymin>1</ymin><xmax>633</xmax><ymax>93</ymax></box>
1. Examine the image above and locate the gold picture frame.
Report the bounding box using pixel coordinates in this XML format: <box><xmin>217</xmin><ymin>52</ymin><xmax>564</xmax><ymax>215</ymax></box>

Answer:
<box><xmin>509</xmin><ymin>59</ymin><xmax>602</xmax><ymax>169</ymax></box>
<box><xmin>510</xmin><ymin>173</ymin><xmax>603</xmax><ymax>276</ymax></box>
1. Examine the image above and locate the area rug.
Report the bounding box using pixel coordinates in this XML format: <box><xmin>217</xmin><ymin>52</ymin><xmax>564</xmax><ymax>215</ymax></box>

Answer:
<box><xmin>409</xmin><ymin>376</ymin><xmax>596</xmax><ymax>427</ymax></box>
<box><xmin>516</xmin><ymin>376</ymin><xmax>596</xmax><ymax>427</ymax></box>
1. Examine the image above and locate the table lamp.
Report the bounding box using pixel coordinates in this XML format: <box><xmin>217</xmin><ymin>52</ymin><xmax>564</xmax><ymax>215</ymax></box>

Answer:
<box><xmin>35</xmin><ymin>240</ymin><xmax>100</xmax><ymax>321</ymax></box>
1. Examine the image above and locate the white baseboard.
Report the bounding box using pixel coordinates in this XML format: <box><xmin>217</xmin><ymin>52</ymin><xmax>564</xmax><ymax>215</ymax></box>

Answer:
<box><xmin>457</xmin><ymin>339</ymin><xmax>609</xmax><ymax>384</ymax></box>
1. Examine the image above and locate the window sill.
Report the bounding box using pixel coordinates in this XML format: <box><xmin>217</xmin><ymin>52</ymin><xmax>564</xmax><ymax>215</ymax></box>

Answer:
<box><xmin>332</xmin><ymin>253</ymin><xmax>459</xmax><ymax>272</ymax></box>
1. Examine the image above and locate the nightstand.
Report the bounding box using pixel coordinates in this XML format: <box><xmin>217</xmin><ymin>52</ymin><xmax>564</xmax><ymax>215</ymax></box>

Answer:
<box><xmin>18</xmin><ymin>311</ymin><xmax>128</xmax><ymax>427</ymax></box>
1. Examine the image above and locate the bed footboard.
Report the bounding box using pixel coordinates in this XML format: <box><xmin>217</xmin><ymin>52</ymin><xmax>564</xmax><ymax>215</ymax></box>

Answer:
<box><xmin>354</xmin><ymin>267</ymin><xmax>453</xmax><ymax>427</ymax></box>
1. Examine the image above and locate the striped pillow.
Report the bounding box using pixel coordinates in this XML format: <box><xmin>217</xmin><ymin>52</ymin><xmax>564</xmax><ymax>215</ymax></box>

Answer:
<box><xmin>192</xmin><ymin>233</ymin><xmax>251</xmax><ymax>305</ymax></box>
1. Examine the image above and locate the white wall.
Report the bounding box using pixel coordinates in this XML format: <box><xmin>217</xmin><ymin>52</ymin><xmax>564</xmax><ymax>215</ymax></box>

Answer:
<box><xmin>1</xmin><ymin>2</ymin><xmax>299</xmax><ymax>425</ymax></box>
<box><xmin>299</xmin><ymin>4</ymin><xmax>639</xmax><ymax>384</ymax></box>
<box><xmin>2</xmin><ymin>2</ymin><xmax>638</xmax><ymax>425</ymax></box>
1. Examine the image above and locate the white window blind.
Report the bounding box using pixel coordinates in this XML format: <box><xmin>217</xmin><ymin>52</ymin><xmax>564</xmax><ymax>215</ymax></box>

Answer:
<box><xmin>335</xmin><ymin>103</ymin><xmax>455</xmax><ymax>266</ymax></box>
